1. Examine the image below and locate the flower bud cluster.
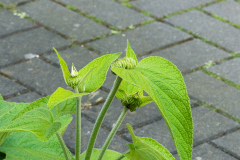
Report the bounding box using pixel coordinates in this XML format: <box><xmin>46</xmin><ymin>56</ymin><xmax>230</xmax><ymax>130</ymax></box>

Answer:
<box><xmin>112</xmin><ymin>57</ymin><xmax>136</xmax><ymax>70</ymax></box>
<box><xmin>121</xmin><ymin>91</ymin><xmax>142</xmax><ymax>112</ymax></box>
<box><xmin>66</xmin><ymin>64</ymin><xmax>82</xmax><ymax>89</ymax></box>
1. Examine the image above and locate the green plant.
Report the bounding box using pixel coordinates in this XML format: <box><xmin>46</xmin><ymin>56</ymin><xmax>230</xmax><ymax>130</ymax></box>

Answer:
<box><xmin>0</xmin><ymin>40</ymin><xmax>193</xmax><ymax>160</ymax></box>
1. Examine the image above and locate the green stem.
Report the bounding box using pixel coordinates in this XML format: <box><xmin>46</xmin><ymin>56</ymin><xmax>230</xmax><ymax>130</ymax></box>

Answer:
<box><xmin>115</xmin><ymin>150</ymin><xmax>130</xmax><ymax>160</ymax></box>
<box><xmin>84</xmin><ymin>76</ymin><xmax>122</xmax><ymax>160</ymax></box>
<box><xmin>97</xmin><ymin>107</ymin><xmax>128</xmax><ymax>160</ymax></box>
<box><xmin>75</xmin><ymin>87</ymin><xmax>82</xmax><ymax>160</ymax></box>
<box><xmin>56</xmin><ymin>131</ymin><xmax>71</xmax><ymax>160</ymax></box>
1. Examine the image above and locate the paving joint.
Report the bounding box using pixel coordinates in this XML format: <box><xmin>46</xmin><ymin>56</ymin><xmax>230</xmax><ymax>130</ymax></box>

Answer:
<box><xmin>208</xmin><ymin>141</ymin><xmax>240</xmax><ymax>159</ymax></box>
<box><xmin>189</xmin><ymin>95</ymin><xmax>240</xmax><ymax>123</ymax></box>
<box><xmin>0</xmin><ymin>71</ymin><xmax>44</xmax><ymax>97</ymax></box>
<box><xmin>162</xmin><ymin>20</ymin><xmax>235</xmax><ymax>54</ymax></box>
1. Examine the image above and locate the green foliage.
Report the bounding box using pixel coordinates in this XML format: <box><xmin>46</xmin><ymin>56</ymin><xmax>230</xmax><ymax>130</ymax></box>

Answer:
<box><xmin>0</xmin><ymin>94</ymin><xmax>3</xmax><ymax>100</ymax></box>
<box><xmin>126</xmin><ymin>40</ymin><xmax>138</xmax><ymax>65</ymax></box>
<box><xmin>54</xmin><ymin>48</ymin><xmax>70</xmax><ymax>85</ymax></box>
<box><xmin>47</xmin><ymin>87</ymin><xmax>87</xmax><ymax>109</ymax></box>
<box><xmin>112</xmin><ymin>55</ymin><xmax>193</xmax><ymax>159</ymax></box>
<box><xmin>80</xmin><ymin>149</ymin><xmax>127</xmax><ymax>160</ymax></box>
<box><xmin>0</xmin><ymin>132</ymin><xmax>74</xmax><ymax>160</ymax></box>
<box><xmin>124</xmin><ymin>124</ymin><xmax>175</xmax><ymax>160</ymax></box>
<box><xmin>54</xmin><ymin>48</ymin><xmax>121</xmax><ymax>92</ymax></box>
<box><xmin>78</xmin><ymin>53</ymin><xmax>121</xmax><ymax>92</ymax></box>
<box><xmin>0</xmin><ymin>96</ymin><xmax>73</xmax><ymax>142</ymax></box>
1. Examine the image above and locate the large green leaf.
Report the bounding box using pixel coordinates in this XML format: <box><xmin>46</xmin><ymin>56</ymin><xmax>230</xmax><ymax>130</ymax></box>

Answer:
<box><xmin>0</xmin><ymin>132</ymin><xmax>74</xmax><ymax>160</ymax></box>
<box><xmin>54</xmin><ymin>48</ymin><xmax>70</xmax><ymax>84</ymax></box>
<box><xmin>80</xmin><ymin>149</ymin><xmax>128</xmax><ymax>160</ymax></box>
<box><xmin>112</xmin><ymin>56</ymin><xmax>193</xmax><ymax>160</ymax></box>
<box><xmin>78</xmin><ymin>52</ymin><xmax>121</xmax><ymax>92</ymax></box>
<box><xmin>124</xmin><ymin>124</ymin><xmax>175</xmax><ymax>160</ymax></box>
<box><xmin>47</xmin><ymin>87</ymin><xmax>88</xmax><ymax>109</ymax></box>
<box><xmin>0</xmin><ymin>94</ymin><xmax>3</xmax><ymax>100</ymax></box>
<box><xmin>0</xmin><ymin>97</ymin><xmax>73</xmax><ymax>142</ymax></box>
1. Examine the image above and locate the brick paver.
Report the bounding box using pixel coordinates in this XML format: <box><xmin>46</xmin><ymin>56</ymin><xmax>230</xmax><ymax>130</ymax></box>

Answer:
<box><xmin>59</xmin><ymin>0</ymin><xmax>152</xmax><ymax>29</ymax></box>
<box><xmin>166</xmin><ymin>10</ymin><xmax>240</xmax><ymax>52</ymax></box>
<box><xmin>0</xmin><ymin>9</ymin><xmax>35</xmax><ymax>36</ymax></box>
<box><xmin>0</xmin><ymin>0</ymin><xmax>239</xmax><ymax>158</ymax></box>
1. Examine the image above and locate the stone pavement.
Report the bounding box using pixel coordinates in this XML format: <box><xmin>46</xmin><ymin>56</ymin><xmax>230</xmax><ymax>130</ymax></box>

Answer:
<box><xmin>0</xmin><ymin>0</ymin><xmax>240</xmax><ymax>159</ymax></box>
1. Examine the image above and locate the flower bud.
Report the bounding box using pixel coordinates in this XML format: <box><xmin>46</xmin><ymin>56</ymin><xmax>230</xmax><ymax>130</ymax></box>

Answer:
<box><xmin>112</xmin><ymin>57</ymin><xmax>137</xmax><ymax>70</ymax></box>
<box><xmin>66</xmin><ymin>64</ymin><xmax>82</xmax><ymax>89</ymax></box>
<box><xmin>121</xmin><ymin>91</ymin><xmax>142</xmax><ymax>112</ymax></box>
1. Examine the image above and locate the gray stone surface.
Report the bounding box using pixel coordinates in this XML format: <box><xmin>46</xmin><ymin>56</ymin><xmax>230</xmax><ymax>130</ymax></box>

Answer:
<box><xmin>1</xmin><ymin>0</ymin><xmax>26</xmax><ymax>5</ymax></box>
<box><xmin>81</xmin><ymin>89</ymin><xmax>108</xmax><ymax>109</ymax></box>
<box><xmin>166</xmin><ymin>10</ymin><xmax>240</xmax><ymax>52</ymax></box>
<box><xmin>207</xmin><ymin>58</ymin><xmax>240</xmax><ymax>85</ymax></box>
<box><xmin>0</xmin><ymin>10</ymin><xmax>35</xmax><ymax>36</ymax></box>
<box><xmin>204</xmin><ymin>0</ymin><xmax>240</xmax><ymax>25</ymax></box>
<box><xmin>82</xmin><ymin>98</ymin><xmax>161</xmax><ymax>132</ymax></box>
<box><xmin>212</xmin><ymin>130</ymin><xmax>240</xmax><ymax>158</ymax></box>
<box><xmin>0</xmin><ymin>28</ymin><xmax>70</xmax><ymax>67</ymax></box>
<box><xmin>18</xmin><ymin>0</ymin><xmax>110</xmax><ymax>42</ymax></box>
<box><xmin>44</xmin><ymin>46</ymin><xmax>99</xmax><ymax>70</ymax></box>
<box><xmin>87</xmin><ymin>22</ymin><xmax>191</xmax><ymax>55</ymax></box>
<box><xmin>6</xmin><ymin>92</ymin><xmax>42</xmax><ymax>103</ymax></box>
<box><xmin>123</xmin><ymin>106</ymin><xmax>239</xmax><ymax>152</ymax></box>
<box><xmin>63</xmin><ymin>114</ymin><xmax>129</xmax><ymax>153</ymax></box>
<box><xmin>147</xmin><ymin>39</ymin><xmax>230</xmax><ymax>72</ymax></box>
<box><xmin>184</xmin><ymin>71</ymin><xmax>240</xmax><ymax>120</ymax></box>
<box><xmin>0</xmin><ymin>75</ymin><xmax>26</xmax><ymax>96</ymax></box>
<box><xmin>131</xmin><ymin>0</ymin><xmax>215</xmax><ymax>17</ymax></box>
<box><xmin>175</xmin><ymin>143</ymin><xmax>238</xmax><ymax>160</ymax></box>
<box><xmin>59</xmin><ymin>0</ymin><xmax>151</xmax><ymax>29</ymax></box>
<box><xmin>1</xmin><ymin>58</ymin><xmax>70</xmax><ymax>96</ymax></box>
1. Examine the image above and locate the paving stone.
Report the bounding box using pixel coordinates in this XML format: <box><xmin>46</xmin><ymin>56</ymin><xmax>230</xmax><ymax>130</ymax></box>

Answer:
<box><xmin>174</xmin><ymin>143</ymin><xmax>238</xmax><ymax>160</ymax></box>
<box><xmin>87</xmin><ymin>22</ymin><xmax>191</xmax><ymax>55</ymax></box>
<box><xmin>1</xmin><ymin>0</ymin><xmax>26</xmax><ymax>5</ymax></box>
<box><xmin>131</xmin><ymin>0</ymin><xmax>215</xmax><ymax>17</ymax></box>
<box><xmin>207</xmin><ymin>58</ymin><xmax>240</xmax><ymax>85</ymax></box>
<box><xmin>0</xmin><ymin>28</ymin><xmax>70</xmax><ymax>67</ymax></box>
<box><xmin>7</xmin><ymin>92</ymin><xmax>42</xmax><ymax>103</ymax></box>
<box><xmin>147</xmin><ymin>39</ymin><xmax>229</xmax><ymax>72</ymax></box>
<box><xmin>122</xmin><ymin>106</ymin><xmax>239</xmax><ymax>153</ymax></box>
<box><xmin>184</xmin><ymin>71</ymin><xmax>240</xmax><ymax>120</ymax></box>
<box><xmin>1</xmin><ymin>59</ymin><xmax>70</xmax><ymax>96</ymax></box>
<box><xmin>0</xmin><ymin>75</ymin><xmax>26</xmax><ymax>96</ymax></box>
<box><xmin>204</xmin><ymin>0</ymin><xmax>240</xmax><ymax>26</ymax></box>
<box><xmin>0</xmin><ymin>10</ymin><xmax>35</xmax><ymax>36</ymax></box>
<box><xmin>59</xmin><ymin>0</ymin><xmax>151</xmax><ymax>29</ymax></box>
<box><xmin>166</xmin><ymin>10</ymin><xmax>240</xmax><ymax>52</ymax></box>
<box><xmin>63</xmin><ymin>114</ymin><xmax>129</xmax><ymax>153</ymax></box>
<box><xmin>212</xmin><ymin>130</ymin><xmax>240</xmax><ymax>158</ymax></box>
<box><xmin>82</xmin><ymin>98</ymin><xmax>161</xmax><ymax>132</ymax></box>
<box><xmin>81</xmin><ymin>90</ymin><xmax>108</xmax><ymax>109</ymax></box>
<box><xmin>44</xmin><ymin>46</ymin><xmax>99</xmax><ymax>70</ymax></box>
<box><xmin>18</xmin><ymin>0</ymin><xmax>110</xmax><ymax>42</ymax></box>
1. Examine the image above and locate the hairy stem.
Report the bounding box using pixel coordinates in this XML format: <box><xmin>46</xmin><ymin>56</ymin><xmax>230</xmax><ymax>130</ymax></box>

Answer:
<box><xmin>84</xmin><ymin>76</ymin><xmax>122</xmax><ymax>160</ymax></box>
<box><xmin>115</xmin><ymin>150</ymin><xmax>130</xmax><ymax>160</ymax></box>
<box><xmin>97</xmin><ymin>107</ymin><xmax>128</xmax><ymax>160</ymax></box>
<box><xmin>75</xmin><ymin>87</ymin><xmax>82</xmax><ymax>160</ymax></box>
<box><xmin>56</xmin><ymin>131</ymin><xmax>71</xmax><ymax>160</ymax></box>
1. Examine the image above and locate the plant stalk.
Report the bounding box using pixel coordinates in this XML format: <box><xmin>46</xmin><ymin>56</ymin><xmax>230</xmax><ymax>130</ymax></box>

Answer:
<box><xmin>115</xmin><ymin>150</ymin><xmax>130</xmax><ymax>160</ymax></box>
<box><xmin>84</xmin><ymin>76</ymin><xmax>122</xmax><ymax>160</ymax></box>
<box><xmin>75</xmin><ymin>87</ymin><xmax>82</xmax><ymax>160</ymax></box>
<box><xmin>97</xmin><ymin>107</ymin><xmax>128</xmax><ymax>160</ymax></box>
<box><xmin>56</xmin><ymin>131</ymin><xmax>71</xmax><ymax>160</ymax></box>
